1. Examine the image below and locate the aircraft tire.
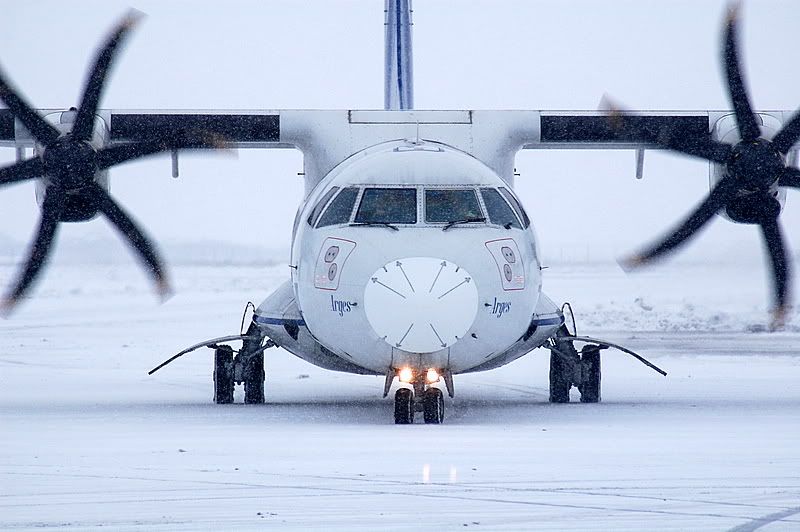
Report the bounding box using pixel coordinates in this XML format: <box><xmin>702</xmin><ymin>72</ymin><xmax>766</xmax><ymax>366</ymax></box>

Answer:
<box><xmin>579</xmin><ymin>346</ymin><xmax>601</xmax><ymax>403</ymax></box>
<box><xmin>394</xmin><ymin>388</ymin><xmax>414</xmax><ymax>424</ymax></box>
<box><xmin>549</xmin><ymin>351</ymin><xmax>571</xmax><ymax>403</ymax></box>
<box><xmin>244</xmin><ymin>351</ymin><xmax>265</xmax><ymax>404</ymax></box>
<box><xmin>422</xmin><ymin>387</ymin><xmax>444</xmax><ymax>424</ymax></box>
<box><xmin>213</xmin><ymin>345</ymin><xmax>235</xmax><ymax>404</ymax></box>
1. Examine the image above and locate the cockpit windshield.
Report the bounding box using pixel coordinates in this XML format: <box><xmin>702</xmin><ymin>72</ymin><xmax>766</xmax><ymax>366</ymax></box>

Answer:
<box><xmin>317</xmin><ymin>187</ymin><xmax>359</xmax><ymax>227</ymax></box>
<box><xmin>480</xmin><ymin>188</ymin><xmax>522</xmax><ymax>229</ymax></box>
<box><xmin>310</xmin><ymin>184</ymin><xmax>529</xmax><ymax>231</ymax></box>
<box><xmin>424</xmin><ymin>189</ymin><xmax>482</xmax><ymax>223</ymax></box>
<box><xmin>355</xmin><ymin>188</ymin><xmax>417</xmax><ymax>224</ymax></box>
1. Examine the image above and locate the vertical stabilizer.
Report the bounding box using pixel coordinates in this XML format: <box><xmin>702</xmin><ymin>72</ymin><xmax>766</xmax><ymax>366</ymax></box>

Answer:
<box><xmin>384</xmin><ymin>0</ymin><xmax>414</xmax><ymax>110</ymax></box>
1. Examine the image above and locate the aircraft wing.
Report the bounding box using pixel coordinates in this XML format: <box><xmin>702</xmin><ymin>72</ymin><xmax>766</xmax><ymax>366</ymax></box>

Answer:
<box><xmin>0</xmin><ymin>109</ymin><xmax>291</xmax><ymax>149</ymax></box>
<box><xmin>530</xmin><ymin>111</ymin><xmax>712</xmax><ymax>149</ymax></box>
<box><xmin>1</xmin><ymin>108</ymin><xmax>763</xmax><ymax>149</ymax></box>
<box><xmin>2</xmin><ymin>108</ymin><xmax>795</xmax><ymax>188</ymax></box>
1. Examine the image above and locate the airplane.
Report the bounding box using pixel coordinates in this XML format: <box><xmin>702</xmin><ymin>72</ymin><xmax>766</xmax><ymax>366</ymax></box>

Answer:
<box><xmin>0</xmin><ymin>1</ymin><xmax>796</xmax><ymax>423</ymax></box>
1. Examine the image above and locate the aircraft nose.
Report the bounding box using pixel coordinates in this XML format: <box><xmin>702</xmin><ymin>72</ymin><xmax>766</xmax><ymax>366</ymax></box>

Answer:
<box><xmin>364</xmin><ymin>257</ymin><xmax>479</xmax><ymax>353</ymax></box>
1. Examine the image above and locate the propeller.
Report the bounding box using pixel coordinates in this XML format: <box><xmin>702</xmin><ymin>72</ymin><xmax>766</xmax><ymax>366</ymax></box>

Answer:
<box><xmin>0</xmin><ymin>12</ymin><xmax>227</xmax><ymax>317</ymax></box>
<box><xmin>608</xmin><ymin>4</ymin><xmax>799</xmax><ymax>329</ymax></box>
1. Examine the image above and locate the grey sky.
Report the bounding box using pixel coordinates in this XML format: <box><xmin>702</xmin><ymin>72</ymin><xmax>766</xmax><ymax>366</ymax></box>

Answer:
<box><xmin>0</xmin><ymin>0</ymin><xmax>798</xmax><ymax>265</ymax></box>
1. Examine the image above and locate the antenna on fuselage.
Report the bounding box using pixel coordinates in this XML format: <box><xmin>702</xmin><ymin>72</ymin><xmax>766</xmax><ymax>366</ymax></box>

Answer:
<box><xmin>384</xmin><ymin>0</ymin><xmax>414</xmax><ymax>110</ymax></box>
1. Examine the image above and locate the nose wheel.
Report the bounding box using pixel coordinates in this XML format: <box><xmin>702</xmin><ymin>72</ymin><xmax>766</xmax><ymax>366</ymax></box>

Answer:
<box><xmin>394</xmin><ymin>386</ymin><xmax>445</xmax><ymax>424</ymax></box>
<box><xmin>422</xmin><ymin>388</ymin><xmax>444</xmax><ymax>424</ymax></box>
<box><xmin>394</xmin><ymin>388</ymin><xmax>415</xmax><ymax>424</ymax></box>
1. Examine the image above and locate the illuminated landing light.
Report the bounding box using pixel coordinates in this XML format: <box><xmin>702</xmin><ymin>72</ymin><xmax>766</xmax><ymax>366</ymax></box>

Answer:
<box><xmin>426</xmin><ymin>368</ymin><xmax>440</xmax><ymax>383</ymax></box>
<box><xmin>398</xmin><ymin>367</ymin><xmax>414</xmax><ymax>383</ymax></box>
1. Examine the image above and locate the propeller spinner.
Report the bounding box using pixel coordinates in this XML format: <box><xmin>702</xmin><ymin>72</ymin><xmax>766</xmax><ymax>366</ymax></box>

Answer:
<box><xmin>608</xmin><ymin>5</ymin><xmax>799</xmax><ymax>328</ymax></box>
<box><xmin>0</xmin><ymin>12</ymin><xmax>226</xmax><ymax>316</ymax></box>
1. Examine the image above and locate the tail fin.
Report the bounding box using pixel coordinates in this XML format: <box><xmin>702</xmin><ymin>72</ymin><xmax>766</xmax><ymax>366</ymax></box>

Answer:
<box><xmin>384</xmin><ymin>0</ymin><xmax>414</xmax><ymax>110</ymax></box>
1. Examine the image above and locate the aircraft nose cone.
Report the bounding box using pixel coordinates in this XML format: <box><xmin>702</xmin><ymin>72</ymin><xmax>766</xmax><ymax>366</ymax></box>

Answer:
<box><xmin>364</xmin><ymin>257</ymin><xmax>478</xmax><ymax>353</ymax></box>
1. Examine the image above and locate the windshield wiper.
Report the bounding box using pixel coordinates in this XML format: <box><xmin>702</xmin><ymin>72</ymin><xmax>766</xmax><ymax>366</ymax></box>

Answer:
<box><xmin>349</xmin><ymin>221</ymin><xmax>400</xmax><ymax>231</ymax></box>
<box><xmin>442</xmin><ymin>217</ymin><xmax>486</xmax><ymax>231</ymax></box>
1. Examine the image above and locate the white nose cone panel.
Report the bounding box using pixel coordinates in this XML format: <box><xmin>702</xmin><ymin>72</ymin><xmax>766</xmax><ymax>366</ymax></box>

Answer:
<box><xmin>364</xmin><ymin>257</ymin><xmax>478</xmax><ymax>353</ymax></box>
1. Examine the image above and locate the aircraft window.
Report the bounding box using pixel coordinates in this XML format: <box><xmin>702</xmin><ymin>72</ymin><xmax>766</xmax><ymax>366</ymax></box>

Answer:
<box><xmin>425</xmin><ymin>189</ymin><xmax>483</xmax><ymax>223</ymax></box>
<box><xmin>354</xmin><ymin>188</ymin><xmax>417</xmax><ymax>224</ymax></box>
<box><xmin>499</xmin><ymin>187</ymin><xmax>531</xmax><ymax>228</ymax></box>
<box><xmin>307</xmin><ymin>186</ymin><xmax>339</xmax><ymax>227</ymax></box>
<box><xmin>480</xmin><ymin>188</ymin><xmax>522</xmax><ymax>229</ymax></box>
<box><xmin>317</xmin><ymin>187</ymin><xmax>360</xmax><ymax>227</ymax></box>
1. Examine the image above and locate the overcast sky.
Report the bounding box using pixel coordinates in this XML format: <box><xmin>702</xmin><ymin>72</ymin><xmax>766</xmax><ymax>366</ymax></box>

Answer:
<box><xmin>1</xmin><ymin>0</ymin><xmax>799</xmax><ymax>266</ymax></box>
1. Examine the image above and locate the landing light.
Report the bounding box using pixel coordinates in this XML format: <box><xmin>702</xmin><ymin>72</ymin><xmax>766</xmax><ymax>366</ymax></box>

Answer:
<box><xmin>398</xmin><ymin>367</ymin><xmax>414</xmax><ymax>383</ymax></box>
<box><xmin>426</xmin><ymin>368</ymin><xmax>440</xmax><ymax>383</ymax></box>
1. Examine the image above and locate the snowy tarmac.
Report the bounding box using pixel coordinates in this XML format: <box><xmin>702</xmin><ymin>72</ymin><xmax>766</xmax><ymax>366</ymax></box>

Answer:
<box><xmin>1</xmin><ymin>261</ymin><xmax>799</xmax><ymax>530</ymax></box>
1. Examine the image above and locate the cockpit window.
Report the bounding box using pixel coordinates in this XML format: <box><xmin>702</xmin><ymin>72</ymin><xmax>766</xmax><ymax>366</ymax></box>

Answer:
<box><xmin>317</xmin><ymin>187</ymin><xmax>359</xmax><ymax>227</ymax></box>
<box><xmin>424</xmin><ymin>189</ymin><xmax>483</xmax><ymax>223</ymax></box>
<box><xmin>480</xmin><ymin>188</ymin><xmax>522</xmax><ymax>229</ymax></box>
<box><xmin>307</xmin><ymin>186</ymin><xmax>339</xmax><ymax>227</ymax></box>
<box><xmin>499</xmin><ymin>187</ymin><xmax>531</xmax><ymax>228</ymax></box>
<box><xmin>355</xmin><ymin>188</ymin><xmax>417</xmax><ymax>224</ymax></box>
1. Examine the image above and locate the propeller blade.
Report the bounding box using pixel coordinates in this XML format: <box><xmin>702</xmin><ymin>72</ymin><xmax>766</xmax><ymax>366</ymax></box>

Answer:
<box><xmin>778</xmin><ymin>167</ymin><xmax>800</xmax><ymax>188</ymax></box>
<box><xmin>1</xmin><ymin>188</ymin><xmax>65</xmax><ymax>316</ymax></box>
<box><xmin>72</xmin><ymin>11</ymin><xmax>143</xmax><ymax>141</ymax></box>
<box><xmin>90</xmin><ymin>184</ymin><xmax>171</xmax><ymax>299</ymax></box>
<box><xmin>0</xmin><ymin>157</ymin><xmax>44</xmax><ymax>187</ymax></box>
<box><xmin>759</xmin><ymin>217</ymin><xmax>790</xmax><ymax>329</ymax></box>
<box><xmin>723</xmin><ymin>5</ymin><xmax>761</xmax><ymax>142</ymax></box>
<box><xmin>651</xmin><ymin>128</ymin><xmax>733</xmax><ymax>164</ymax></box>
<box><xmin>95</xmin><ymin>131</ymin><xmax>229</xmax><ymax>170</ymax></box>
<box><xmin>771</xmin><ymin>109</ymin><xmax>800</xmax><ymax>155</ymax></box>
<box><xmin>0</xmin><ymin>68</ymin><xmax>60</xmax><ymax>146</ymax></box>
<box><xmin>621</xmin><ymin>176</ymin><xmax>739</xmax><ymax>268</ymax></box>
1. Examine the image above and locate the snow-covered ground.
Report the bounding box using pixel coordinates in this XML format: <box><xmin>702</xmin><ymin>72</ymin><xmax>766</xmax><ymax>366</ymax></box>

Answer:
<box><xmin>1</xmin><ymin>260</ymin><xmax>799</xmax><ymax>530</ymax></box>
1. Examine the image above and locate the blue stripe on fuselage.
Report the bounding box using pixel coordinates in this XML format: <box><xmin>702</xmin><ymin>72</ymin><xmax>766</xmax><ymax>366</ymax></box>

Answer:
<box><xmin>532</xmin><ymin>316</ymin><xmax>564</xmax><ymax>327</ymax></box>
<box><xmin>254</xmin><ymin>315</ymin><xmax>306</xmax><ymax>327</ymax></box>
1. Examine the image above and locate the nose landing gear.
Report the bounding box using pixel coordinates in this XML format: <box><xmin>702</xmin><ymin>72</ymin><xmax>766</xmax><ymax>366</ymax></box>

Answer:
<box><xmin>392</xmin><ymin>372</ymin><xmax>447</xmax><ymax>424</ymax></box>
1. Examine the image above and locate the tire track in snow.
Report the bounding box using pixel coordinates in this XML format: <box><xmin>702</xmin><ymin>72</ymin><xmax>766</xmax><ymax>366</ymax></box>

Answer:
<box><xmin>728</xmin><ymin>506</ymin><xmax>800</xmax><ymax>531</ymax></box>
<box><xmin>3</xmin><ymin>467</ymin><xmax>799</xmax><ymax>526</ymax></box>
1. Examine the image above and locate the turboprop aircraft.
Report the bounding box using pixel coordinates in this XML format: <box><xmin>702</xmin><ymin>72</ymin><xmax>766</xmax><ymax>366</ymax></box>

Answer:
<box><xmin>0</xmin><ymin>2</ymin><xmax>797</xmax><ymax>423</ymax></box>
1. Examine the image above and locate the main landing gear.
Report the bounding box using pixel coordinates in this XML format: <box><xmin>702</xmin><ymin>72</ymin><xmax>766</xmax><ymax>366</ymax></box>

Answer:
<box><xmin>213</xmin><ymin>323</ymin><xmax>268</xmax><ymax>404</ymax></box>
<box><xmin>148</xmin><ymin>327</ymin><xmax>274</xmax><ymax>404</ymax></box>
<box><xmin>391</xmin><ymin>370</ymin><xmax>449</xmax><ymax>424</ymax></box>
<box><xmin>548</xmin><ymin>332</ymin><xmax>604</xmax><ymax>404</ymax></box>
<box><xmin>546</xmin><ymin>319</ymin><xmax>668</xmax><ymax>403</ymax></box>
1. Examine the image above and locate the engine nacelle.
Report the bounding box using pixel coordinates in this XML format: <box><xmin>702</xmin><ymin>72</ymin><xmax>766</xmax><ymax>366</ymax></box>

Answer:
<box><xmin>709</xmin><ymin>112</ymin><xmax>787</xmax><ymax>223</ymax></box>
<box><xmin>33</xmin><ymin>110</ymin><xmax>111</xmax><ymax>222</ymax></box>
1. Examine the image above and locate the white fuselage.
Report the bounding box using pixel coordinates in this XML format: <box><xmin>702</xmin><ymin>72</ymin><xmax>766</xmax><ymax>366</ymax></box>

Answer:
<box><xmin>286</xmin><ymin>140</ymin><xmax>544</xmax><ymax>375</ymax></box>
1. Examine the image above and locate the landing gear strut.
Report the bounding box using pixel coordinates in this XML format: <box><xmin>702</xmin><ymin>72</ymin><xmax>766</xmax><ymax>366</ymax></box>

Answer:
<box><xmin>548</xmin><ymin>325</ymin><xmax>604</xmax><ymax>403</ymax></box>
<box><xmin>211</xmin><ymin>322</ymin><xmax>269</xmax><ymax>405</ymax></box>
<box><xmin>212</xmin><ymin>342</ymin><xmax>267</xmax><ymax>404</ymax></box>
